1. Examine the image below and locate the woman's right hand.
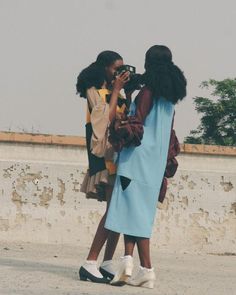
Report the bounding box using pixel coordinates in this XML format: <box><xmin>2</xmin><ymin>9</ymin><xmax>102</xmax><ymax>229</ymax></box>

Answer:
<box><xmin>113</xmin><ymin>71</ymin><xmax>130</xmax><ymax>92</ymax></box>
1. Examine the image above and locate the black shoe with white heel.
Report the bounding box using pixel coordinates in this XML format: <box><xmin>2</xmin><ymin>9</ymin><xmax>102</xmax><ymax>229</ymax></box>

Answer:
<box><xmin>99</xmin><ymin>267</ymin><xmax>114</xmax><ymax>280</ymax></box>
<box><xmin>79</xmin><ymin>266</ymin><xmax>110</xmax><ymax>284</ymax></box>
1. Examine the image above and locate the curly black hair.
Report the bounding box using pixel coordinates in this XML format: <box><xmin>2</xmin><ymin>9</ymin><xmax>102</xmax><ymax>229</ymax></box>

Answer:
<box><xmin>143</xmin><ymin>45</ymin><xmax>187</xmax><ymax>104</ymax></box>
<box><xmin>76</xmin><ymin>50</ymin><xmax>123</xmax><ymax>98</ymax></box>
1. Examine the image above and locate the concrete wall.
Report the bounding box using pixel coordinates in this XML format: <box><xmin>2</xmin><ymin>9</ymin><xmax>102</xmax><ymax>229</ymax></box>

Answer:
<box><xmin>0</xmin><ymin>132</ymin><xmax>235</xmax><ymax>254</ymax></box>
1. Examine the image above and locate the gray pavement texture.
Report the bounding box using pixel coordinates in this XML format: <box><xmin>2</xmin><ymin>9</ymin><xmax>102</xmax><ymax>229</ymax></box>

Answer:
<box><xmin>0</xmin><ymin>241</ymin><xmax>235</xmax><ymax>295</ymax></box>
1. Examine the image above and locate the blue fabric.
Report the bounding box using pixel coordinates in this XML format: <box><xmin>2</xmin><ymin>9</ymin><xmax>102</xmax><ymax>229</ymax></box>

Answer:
<box><xmin>105</xmin><ymin>97</ymin><xmax>174</xmax><ymax>238</ymax></box>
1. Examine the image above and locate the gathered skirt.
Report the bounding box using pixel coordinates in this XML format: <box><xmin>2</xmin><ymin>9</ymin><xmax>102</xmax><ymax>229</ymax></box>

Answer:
<box><xmin>80</xmin><ymin>168</ymin><xmax>116</xmax><ymax>202</ymax></box>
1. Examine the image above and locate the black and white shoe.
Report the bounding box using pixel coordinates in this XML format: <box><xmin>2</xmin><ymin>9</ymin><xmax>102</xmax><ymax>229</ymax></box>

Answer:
<box><xmin>79</xmin><ymin>266</ymin><xmax>110</xmax><ymax>284</ymax></box>
<box><xmin>99</xmin><ymin>267</ymin><xmax>115</xmax><ymax>280</ymax></box>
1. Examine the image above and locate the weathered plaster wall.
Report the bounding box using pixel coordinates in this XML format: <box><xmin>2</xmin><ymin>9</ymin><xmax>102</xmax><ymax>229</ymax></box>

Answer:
<box><xmin>155</xmin><ymin>153</ymin><xmax>236</xmax><ymax>254</ymax></box>
<box><xmin>0</xmin><ymin>133</ymin><xmax>235</xmax><ymax>254</ymax></box>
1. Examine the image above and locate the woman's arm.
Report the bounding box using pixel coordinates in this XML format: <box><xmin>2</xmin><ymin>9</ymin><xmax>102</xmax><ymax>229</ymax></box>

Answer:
<box><xmin>134</xmin><ymin>87</ymin><xmax>153</xmax><ymax>123</ymax></box>
<box><xmin>86</xmin><ymin>73</ymin><xmax>130</xmax><ymax>156</ymax></box>
<box><xmin>108</xmin><ymin>87</ymin><xmax>154</xmax><ymax>152</ymax></box>
<box><xmin>86</xmin><ymin>87</ymin><xmax>110</xmax><ymax>157</ymax></box>
<box><xmin>108</xmin><ymin>71</ymin><xmax>130</xmax><ymax>122</ymax></box>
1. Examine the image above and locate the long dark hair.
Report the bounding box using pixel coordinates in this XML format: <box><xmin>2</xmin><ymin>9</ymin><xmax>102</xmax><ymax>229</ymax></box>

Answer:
<box><xmin>76</xmin><ymin>50</ymin><xmax>123</xmax><ymax>98</ymax></box>
<box><xmin>143</xmin><ymin>45</ymin><xmax>187</xmax><ymax>104</ymax></box>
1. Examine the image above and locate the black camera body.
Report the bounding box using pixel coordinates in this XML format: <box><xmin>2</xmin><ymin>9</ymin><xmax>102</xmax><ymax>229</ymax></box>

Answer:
<box><xmin>114</xmin><ymin>64</ymin><xmax>136</xmax><ymax>77</ymax></box>
<box><xmin>114</xmin><ymin>64</ymin><xmax>143</xmax><ymax>92</ymax></box>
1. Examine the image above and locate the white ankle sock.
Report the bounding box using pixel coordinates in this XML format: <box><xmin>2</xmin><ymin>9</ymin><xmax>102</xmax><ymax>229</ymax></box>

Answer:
<box><xmin>82</xmin><ymin>260</ymin><xmax>103</xmax><ymax>278</ymax></box>
<box><xmin>122</xmin><ymin>255</ymin><xmax>133</xmax><ymax>259</ymax></box>
<box><xmin>140</xmin><ymin>265</ymin><xmax>154</xmax><ymax>272</ymax></box>
<box><xmin>100</xmin><ymin>260</ymin><xmax>115</xmax><ymax>275</ymax></box>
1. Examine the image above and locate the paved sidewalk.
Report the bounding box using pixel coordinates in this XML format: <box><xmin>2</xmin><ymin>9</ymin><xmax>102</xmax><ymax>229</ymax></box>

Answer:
<box><xmin>0</xmin><ymin>241</ymin><xmax>235</xmax><ymax>295</ymax></box>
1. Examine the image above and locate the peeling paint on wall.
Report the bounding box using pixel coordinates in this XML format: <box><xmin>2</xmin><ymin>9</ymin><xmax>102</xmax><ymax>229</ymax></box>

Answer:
<box><xmin>57</xmin><ymin>178</ymin><xmax>66</xmax><ymax>205</ymax></box>
<box><xmin>39</xmin><ymin>186</ymin><xmax>53</xmax><ymax>208</ymax></box>
<box><xmin>0</xmin><ymin>142</ymin><xmax>235</xmax><ymax>254</ymax></box>
<box><xmin>220</xmin><ymin>176</ymin><xmax>234</xmax><ymax>192</ymax></box>
<box><xmin>231</xmin><ymin>202</ymin><xmax>236</xmax><ymax>215</ymax></box>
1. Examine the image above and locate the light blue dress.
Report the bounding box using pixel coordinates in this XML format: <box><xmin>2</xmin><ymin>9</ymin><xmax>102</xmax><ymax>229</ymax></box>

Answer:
<box><xmin>104</xmin><ymin>96</ymin><xmax>174</xmax><ymax>238</ymax></box>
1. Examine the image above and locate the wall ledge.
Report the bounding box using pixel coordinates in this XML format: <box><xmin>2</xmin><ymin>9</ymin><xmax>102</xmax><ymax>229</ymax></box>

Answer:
<box><xmin>0</xmin><ymin>131</ymin><xmax>86</xmax><ymax>147</ymax></box>
<box><xmin>0</xmin><ymin>131</ymin><xmax>235</xmax><ymax>156</ymax></box>
<box><xmin>181</xmin><ymin>143</ymin><xmax>236</xmax><ymax>156</ymax></box>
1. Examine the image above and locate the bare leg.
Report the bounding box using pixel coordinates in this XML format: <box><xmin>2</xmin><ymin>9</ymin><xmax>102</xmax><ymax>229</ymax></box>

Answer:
<box><xmin>87</xmin><ymin>185</ymin><xmax>120</xmax><ymax>261</ymax></box>
<box><xmin>136</xmin><ymin>238</ymin><xmax>152</xmax><ymax>268</ymax></box>
<box><xmin>103</xmin><ymin>185</ymin><xmax>120</xmax><ymax>261</ymax></box>
<box><xmin>86</xmin><ymin>214</ymin><xmax>109</xmax><ymax>261</ymax></box>
<box><xmin>124</xmin><ymin>235</ymin><xmax>136</xmax><ymax>256</ymax></box>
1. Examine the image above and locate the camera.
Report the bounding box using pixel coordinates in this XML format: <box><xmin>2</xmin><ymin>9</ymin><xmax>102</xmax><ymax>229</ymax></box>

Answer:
<box><xmin>114</xmin><ymin>64</ymin><xmax>143</xmax><ymax>92</ymax></box>
<box><xmin>114</xmin><ymin>64</ymin><xmax>136</xmax><ymax>77</ymax></box>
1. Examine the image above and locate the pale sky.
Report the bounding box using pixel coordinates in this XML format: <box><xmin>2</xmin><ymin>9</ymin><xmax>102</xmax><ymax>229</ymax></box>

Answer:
<box><xmin>0</xmin><ymin>0</ymin><xmax>235</xmax><ymax>142</ymax></box>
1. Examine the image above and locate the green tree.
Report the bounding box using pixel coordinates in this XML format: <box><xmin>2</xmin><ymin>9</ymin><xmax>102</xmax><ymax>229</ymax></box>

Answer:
<box><xmin>184</xmin><ymin>78</ymin><xmax>236</xmax><ymax>146</ymax></box>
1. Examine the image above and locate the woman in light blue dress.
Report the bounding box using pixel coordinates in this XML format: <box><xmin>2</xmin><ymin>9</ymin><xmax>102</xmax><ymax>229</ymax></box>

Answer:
<box><xmin>104</xmin><ymin>45</ymin><xmax>187</xmax><ymax>288</ymax></box>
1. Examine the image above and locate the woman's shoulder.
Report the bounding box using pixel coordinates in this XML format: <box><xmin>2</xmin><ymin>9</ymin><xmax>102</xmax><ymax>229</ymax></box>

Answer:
<box><xmin>134</xmin><ymin>86</ymin><xmax>153</xmax><ymax>104</ymax></box>
<box><xmin>86</xmin><ymin>87</ymin><xmax>112</xmax><ymax>106</ymax></box>
<box><xmin>86</xmin><ymin>87</ymin><xmax>103</xmax><ymax>106</ymax></box>
<box><xmin>86</xmin><ymin>86</ymin><xmax>99</xmax><ymax>96</ymax></box>
<box><xmin>139</xmin><ymin>86</ymin><xmax>153</xmax><ymax>96</ymax></box>
<box><xmin>87</xmin><ymin>86</ymin><xmax>111</xmax><ymax>96</ymax></box>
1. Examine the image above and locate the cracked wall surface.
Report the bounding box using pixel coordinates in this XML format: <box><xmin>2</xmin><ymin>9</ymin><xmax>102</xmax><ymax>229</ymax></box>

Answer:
<box><xmin>0</xmin><ymin>141</ymin><xmax>235</xmax><ymax>254</ymax></box>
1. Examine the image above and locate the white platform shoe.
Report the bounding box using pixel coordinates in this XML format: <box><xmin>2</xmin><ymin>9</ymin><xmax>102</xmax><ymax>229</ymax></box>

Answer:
<box><xmin>128</xmin><ymin>265</ymin><xmax>156</xmax><ymax>289</ymax></box>
<box><xmin>110</xmin><ymin>255</ymin><xmax>134</xmax><ymax>286</ymax></box>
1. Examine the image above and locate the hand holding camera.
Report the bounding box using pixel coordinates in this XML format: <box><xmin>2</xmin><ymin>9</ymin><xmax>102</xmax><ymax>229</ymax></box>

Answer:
<box><xmin>113</xmin><ymin>71</ymin><xmax>130</xmax><ymax>92</ymax></box>
<box><xmin>114</xmin><ymin>65</ymin><xmax>143</xmax><ymax>93</ymax></box>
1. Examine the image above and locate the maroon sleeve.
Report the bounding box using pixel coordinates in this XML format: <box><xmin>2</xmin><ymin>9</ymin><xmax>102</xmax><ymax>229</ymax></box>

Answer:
<box><xmin>108</xmin><ymin>87</ymin><xmax>154</xmax><ymax>152</ymax></box>
<box><xmin>158</xmin><ymin>113</ymin><xmax>181</xmax><ymax>203</ymax></box>
<box><xmin>164</xmin><ymin>114</ymin><xmax>180</xmax><ymax>178</ymax></box>
<box><xmin>158</xmin><ymin>177</ymin><xmax>168</xmax><ymax>203</ymax></box>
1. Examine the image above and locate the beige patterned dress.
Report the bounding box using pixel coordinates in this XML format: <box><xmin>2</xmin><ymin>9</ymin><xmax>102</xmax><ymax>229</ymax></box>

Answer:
<box><xmin>80</xmin><ymin>87</ymin><xmax>129</xmax><ymax>202</ymax></box>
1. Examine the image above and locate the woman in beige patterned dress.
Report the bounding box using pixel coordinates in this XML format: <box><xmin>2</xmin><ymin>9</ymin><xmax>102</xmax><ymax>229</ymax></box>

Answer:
<box><xmin>76</xmin><ymin>51</ymin><xmax>130</xmax><ymax>283</ymax></box>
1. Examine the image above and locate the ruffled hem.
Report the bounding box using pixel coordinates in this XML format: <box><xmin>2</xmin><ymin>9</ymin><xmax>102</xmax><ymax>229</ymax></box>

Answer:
<box><xmin>80</xmin><ymin>168</ymin><xmax>115</xmax><ymax>202</ymax></box>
